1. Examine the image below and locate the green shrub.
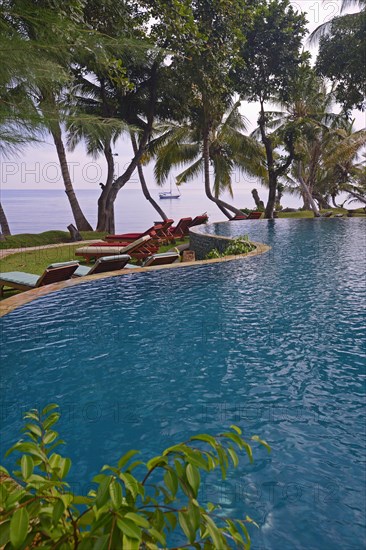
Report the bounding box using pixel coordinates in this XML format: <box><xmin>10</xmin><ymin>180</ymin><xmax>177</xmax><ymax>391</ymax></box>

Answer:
<box><xmin>0</xmin><ymin>405</ymin><xmax>270</xmax><ymax>549</ymax></box>
<box><xmin>224</xmin><ymin>237</ymin><xmax>256</xmax><ymax>256</ymax></box>
<box><xmin>205</xmin><ymin>248</ymin><xmax>222</xmax><ymax>259</ymax></box>
<box><xmin>205</xmin><ymin>236</ymin><xmax>255</xmax><ymax>260</ymax></box>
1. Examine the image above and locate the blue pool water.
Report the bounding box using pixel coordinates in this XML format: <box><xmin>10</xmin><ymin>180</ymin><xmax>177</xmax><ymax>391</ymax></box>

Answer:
<box><xmin>1</xmin><ymin>218</ymin><xmax>365</xmax><ymax>549</ymax></box>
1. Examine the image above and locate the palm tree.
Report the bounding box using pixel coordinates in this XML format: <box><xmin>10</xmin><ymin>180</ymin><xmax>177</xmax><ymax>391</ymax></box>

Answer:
<box><xmin>67</xmin><ymin>71</ymin><xmax>130</xmax><ymax>232</ymax></box>
<box><xmin>341</xmin><ymin>159</ymin><xmax>366</xmax><ymax>206</ymax></box>
<box><xmin>2</xmin><ymin>1</ymin><xmax>93</xmax><ymax>230</ymax></box>
<box><xmin>71</xmin><ymin>0</ymin><xmax>162</xmax><ymax>231</ymax></box>
<box><xmin>39</xmin><ymin>90</ymin><xmax>93</xmax><ymax>230</ymax></box>
<box><xmin>68</xmin><ymin>74</ymin><xmax>169</xmax><ymax>229</ymax></box>
<box><xmin>282</xmin><ymin>117</ymin><xmax>366</xmax><ymax>211</ymax></box>
<box><xmin>319</xmin><ymin>126</ymin><xmax>366</xmax><ymax>206</ymax></box>
<box><xmin>151</xmin><ymin>101</ymin><xmax>266</xmax><ymax>219</ymax></box>
<box><xmin>130</xmin><ymin>133</ymin><xmax>168</xmax><ymax>221</ymax></box>
<box><xmin>260</xmin><ymin>69</ymin><xmax>344</xmax><ymax>215</ymax></box>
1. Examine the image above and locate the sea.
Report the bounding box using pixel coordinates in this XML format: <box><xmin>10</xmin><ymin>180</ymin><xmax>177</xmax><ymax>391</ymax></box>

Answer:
<box><xmin>0</xmin><ymin>187</ymin><xmax>301</xmax><ymax>235</ymax></box>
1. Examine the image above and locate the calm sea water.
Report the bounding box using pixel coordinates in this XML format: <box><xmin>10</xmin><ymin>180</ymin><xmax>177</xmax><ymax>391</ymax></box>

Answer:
<box><xmin>1</xmin><ymin>218</ymin><xmax>365</xmax><ymax>549</ymax></box>
<box><xmin>0</xmin><ymin>188</ymin><xmax>300</xmax><ymax>234</ymax></box>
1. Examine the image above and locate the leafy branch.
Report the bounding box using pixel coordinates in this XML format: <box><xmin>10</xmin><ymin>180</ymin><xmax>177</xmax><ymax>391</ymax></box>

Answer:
<box><xmin>0</xmin><ymin>405</ymin><xmax>270</xmax><ymax>549</ymax></box>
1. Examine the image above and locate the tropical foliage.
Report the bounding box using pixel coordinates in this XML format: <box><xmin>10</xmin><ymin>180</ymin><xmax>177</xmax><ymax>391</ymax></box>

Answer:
<box><xmin>206</xmin><ymin>236</ymin><xmax>256</xmax><ymax>259</ymax></box>
<box><xmin>316</xmin><ymin>12</ymin><xmax>366</xmax><ymax>111</ymax></box>
<box><xmin>0</xmin><ymin>0</ymin><xmax>365</xmax><ymax>235</ymax></box>
<box><xmin>0</xmin><ymin>405</ymin><xmax>270</xmax><ymax>549</ymax></box>
<box><xmin>151</xmin><ymin>101</ymin><xmax>266</xmax><ymax>218</ymax></box>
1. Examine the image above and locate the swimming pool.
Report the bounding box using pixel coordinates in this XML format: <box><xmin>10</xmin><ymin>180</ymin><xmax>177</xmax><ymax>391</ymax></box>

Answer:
<box><xmin>1</xmin><ymin>218</ymin><xmax>365</xmax><ymax>549</ymax></box>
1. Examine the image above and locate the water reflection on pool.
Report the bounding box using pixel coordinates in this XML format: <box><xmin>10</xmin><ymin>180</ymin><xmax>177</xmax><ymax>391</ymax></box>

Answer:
<box><xmin>1</xmin><ymin>218</ymin><xmax>365</xmax><ymax>549</ymax></box>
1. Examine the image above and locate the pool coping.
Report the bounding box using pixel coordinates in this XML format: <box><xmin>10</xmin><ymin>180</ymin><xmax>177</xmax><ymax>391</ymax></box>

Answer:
<box><xmin>0</xmin><ymin>241</ymin><xmax>270</xmax><ymax>317</ymax></box>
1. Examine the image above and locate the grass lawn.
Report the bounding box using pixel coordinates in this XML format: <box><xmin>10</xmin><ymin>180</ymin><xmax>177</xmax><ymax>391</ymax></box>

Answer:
<box><xmin>0</xmin><ymin>230</ymin><xmax>107</xmax><ymax>249</ymax></box>
<box><xmin>276</xmin><ymin>208</ymin><xmax>366</xmax><ymax>218</ymax></box>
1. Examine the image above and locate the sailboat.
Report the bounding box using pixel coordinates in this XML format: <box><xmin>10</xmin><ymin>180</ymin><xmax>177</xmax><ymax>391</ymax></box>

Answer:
<box><xmin>159</xmin><ymin>180</ymin><xmax>181</xmax><ymax>199</ymax></box>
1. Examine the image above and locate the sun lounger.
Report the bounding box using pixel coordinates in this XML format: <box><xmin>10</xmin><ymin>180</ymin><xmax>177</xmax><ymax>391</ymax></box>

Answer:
<box><xmin>125</xmin><ymin>251</ymin><xmax>180</xmax><ymax>269</ymax></box>
<box><xmin>75</xmin><ymin>235</ymin><xmax>156</xmax><ymax>262</ymax></box>
<box><xmin>189</xmin><ymin>214</ymin><xmax>208</xmax><ymax>227</ymax></box>
<box><xmin>247</xmin><ymin>211</ymin><xmax>262</xmax><ymax>219</ymax></box>
<box><xmin>106</xmin><ymin>219</ymin><xmax>174</xmax><ymax>242</ymax></box>
<box><xmin>73</xmin><ymin>255</ymin><xmax>131</xmax><ymax>277</ymax></box>
<box><xmin>231</xmin><ymin>211</ymin><xmax>262</xmax><ymax>220</ymax></box>
<box><xmin>0</xmin><ymin>261</ymin><xmax>79</xmax><ymax>296</ymax></box>
<box><xmin>168</xmin><ymin>217</ymin><xmax>193</xmax><ymax>239</ymax></box>
<box><xmin>231</xmin><ymin>213</ymin><xmax>247</xmax><ymax>220</ymax></box>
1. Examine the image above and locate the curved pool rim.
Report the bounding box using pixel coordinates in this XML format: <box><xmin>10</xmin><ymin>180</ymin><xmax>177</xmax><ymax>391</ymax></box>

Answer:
<box><xmin>0</xmin><ymin>238</ymin><xmax>270</xmax><ymax>317</ymax></box>
<box><xmin>1</xmin><ymin>216</ymin><xmax>365</xmax><ymax>549</ymax></box>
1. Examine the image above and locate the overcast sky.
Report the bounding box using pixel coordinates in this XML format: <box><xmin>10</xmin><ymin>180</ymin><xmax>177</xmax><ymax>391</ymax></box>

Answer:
<box><xmin>1</xmin><ymin>0</ymin><xmax>365</xmax><ymax>194</ymax></box>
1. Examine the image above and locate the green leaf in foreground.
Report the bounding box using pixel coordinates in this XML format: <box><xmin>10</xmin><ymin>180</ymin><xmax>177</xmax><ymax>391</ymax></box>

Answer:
<box><xmin>2</xmin><ymin>404</ymin><xmax>270</xmax><ymax>548</ymax></box>
<box><xmin>10</xmin><ymin>508</ymin><xmax>29</xmax><ymax>548</ymax></box>
<box><xmin>20</xmin><ymin>454</ymin><xmax>34</xmax><ymax>480</ymax></box>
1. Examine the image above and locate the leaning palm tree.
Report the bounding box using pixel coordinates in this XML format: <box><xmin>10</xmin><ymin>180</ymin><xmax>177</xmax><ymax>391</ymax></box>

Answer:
<box><xmin>151</xmin><ymin>101</ymin><xmax>266</xmax><ymax>219</ymax></box>
<box><xmin>130</xmin><ymin>133</ymin><xmax>169</xmax><ymax>221</ymax></box>
<box><xmin>67</xmin><ymin>71</ymin><xmax>131</xmax><ymax>232</ymax></box>
<box><xmin>283</xmin><ymin>119</ymin><xmax>366</xmax><ymax>210</ymax></box>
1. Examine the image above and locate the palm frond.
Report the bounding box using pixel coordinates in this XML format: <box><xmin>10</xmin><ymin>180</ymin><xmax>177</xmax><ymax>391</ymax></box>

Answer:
<box><xmin>154</xmin><ymin>140</ymin><xmax>200</xmax><ymax>184</ymax></box>
<box><xmin>176</xmin><ymin>158</ymin><xmax>204</xmax><ymax>185</ymax></box>
<box><xmin>220</xmin><ymin>101</ymin><xmax>249</xmax><ymax>135</ymax></box>
<box><xmin>325</xmin><ymin>129</ymin><xmax>366</xmax><ymax>167</ymax></box>
<box><xmin>212</xmin><ymin>155</ymin><xmax>233</xmax><ymax>198</ymax></box>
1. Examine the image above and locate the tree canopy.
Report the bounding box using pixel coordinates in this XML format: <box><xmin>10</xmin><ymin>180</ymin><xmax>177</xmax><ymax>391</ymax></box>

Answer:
<box><xmin>0</xmin><ymin>0</ymin><xmax>365</xmax><ymax>233</ymax></box>
<box><xmin>316</xmin><ymin>12</ymin><xmax>366</xmax><ymax>111</ymax></box>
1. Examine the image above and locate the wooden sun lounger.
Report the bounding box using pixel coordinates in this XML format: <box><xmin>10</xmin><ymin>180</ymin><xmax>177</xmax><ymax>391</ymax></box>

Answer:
<box><xmin>75</xmin><ymin>235</ymin><xmax>155</xmax><ymax>262</ymax></box>
<box><xmin>73</xmin><ymin>255</ymin><xmax>131</xmax><ymax>277</ymax></box>
<box><xmin>0</xmin><ymin>261</ymin><xmax>79</xmax><ymax>296</ymax></box>
<box><xmin>125</xmin><ymin>251</ymin><xmax>180</xmax><ymax>269</ymax></box>
<box><xmin>168</xmin><ymin>218</ymin><xmax>193</xmax><ymax>240</ymax></box>
<box><xmin>106</xmin><ymin>219</ymin><xmax>174</xmax><ymax>242</ymax></box>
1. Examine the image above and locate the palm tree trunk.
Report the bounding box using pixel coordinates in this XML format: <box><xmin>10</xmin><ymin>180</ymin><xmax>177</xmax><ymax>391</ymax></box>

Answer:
<box><xmin>203</xmin><ymin>132</ymin><xmax>230</xmax><ymax>218</ymax></box>
<box><xmin>97</xmin><ymin>140</ymin><xmax>116</xmax><ymax>232</ymax></box>
<box><xmin>301</xmin><ymin>189</ymin><xmax>311</xmax><ymax>210</ymax></box>
<box><xmin>252</xmin><ymin>188</ymin><xmax>264</xmax><ymax>210</ymax></box>
<box><xmin>312</xmin><ymin>191</ymin><xmax>331</xmax><ymax>209</ymax></box>
<box><xmin>202</xmin><ymin>129</ymin><xmax>243</xmax><ymax>219</ymax></box>
<box><xmin>259</xmin><ymin>101</ymin><xmax>295</xmax><ymax>219</ymax></box>
<box><xmin>265</xmin><ymin>172</ymin><xmax>277</xmax><ymax>219</ymax></box>
<box><xmin>103</xmin><ymin>62</ymin><xmax>160</xmax><ymax>233</ymax></box>
<box><xmin>331</xmin><ymin>194</ymin><xmax>343</xmax><ymax>208</ymax></box>
<box><xmin>259</xmin><ymin>103</ymin><xmax>277</xmax><ymax>219</ymax></box>
<box><xmin>130</xmin><ymin>134</ymin><xmax>168</xmax><ymax>221</ymax></box>
<box><xmin>297</xmin><ymin>163</ymin><xmax>320</xmax><ymax>216</ymax></box>
<box><xmin>51</xmin><ymin>124</ymin><xmax>93</xmax><ymax>231</ymax></box>
<box><xmin>0</xmin><ymin>201</ymin><xmax>11</xmax><ymax>236</ymax></box>
<box><xmin>104</xmin><ymin>153</ymin><xmax>144</xmax><ymax>235</ymax></box>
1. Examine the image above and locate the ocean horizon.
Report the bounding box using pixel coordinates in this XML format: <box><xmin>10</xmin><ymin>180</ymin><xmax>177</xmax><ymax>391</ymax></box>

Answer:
<box><xmin>0</xmin><ymin>187</ymin><xmax>302</xmax><ymax>234</ymax></box>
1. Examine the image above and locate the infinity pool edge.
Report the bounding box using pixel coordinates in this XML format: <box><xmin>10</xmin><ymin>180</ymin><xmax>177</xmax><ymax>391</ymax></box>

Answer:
<box><xmin>0</xmin><ymin>241</ymin><xmax>270</xmax><ymax>317</ymax></box>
